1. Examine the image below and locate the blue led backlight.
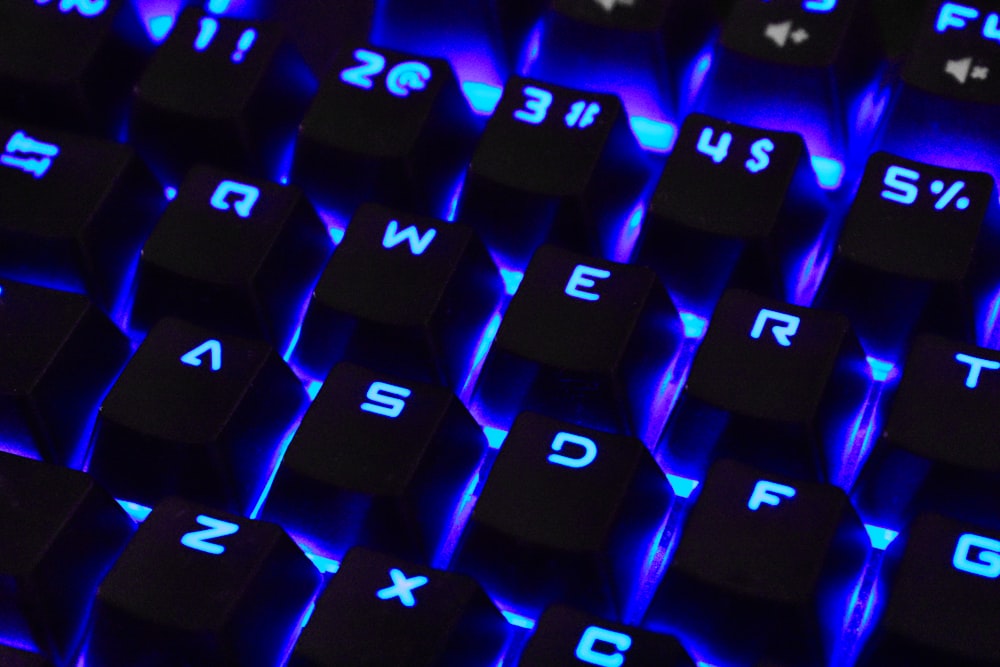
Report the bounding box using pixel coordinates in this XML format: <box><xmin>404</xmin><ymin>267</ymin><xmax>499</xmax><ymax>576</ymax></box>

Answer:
<box><xmin>864</xmin><ymin>525</ymin><xmax>899</xmax><ymax>550</ymax></box>
<box><xmin>499</xmin><ymin>269</ymin><xmax>523</xmax><ymax>295</ymax></box>
<box><xmin>164</xmin><ymin>186</ymin><xmax>177</xmax><ymax>200</ymax></box>
<box><xmin>303</xmin><ymin>552</ymin><xmax>339</xmax><ymax>574</ymax></box>
<box><xmin>483</xmin><ymin>427</ymin><xmax>507</xmax><ymax>449</ymax></box>
<box><xmin>500</xmin><ymin>609</ymin><xmax>535</xmax><ymax>630</ymax></box>
<box><xmin>679</xmin><ymin>312</ymin><xmax>708</xmax><ymax>339</ymax></box>
<box><xmin>629</xmin><ymin>117</ymin><xmax>676</xmax><ymax>153</ymax></box>
<box><xmin>116</xmin><ymin>499</ymin><xmax>153</xmax><ymax>522</ymax></box>
<box><xmin>665</xmin><ymin>474</ymin><xmax>700</xmax><ymax>498</ymax></box>
<box><xmin>206</xmin><ymin>0</ymin><xmax>230</xmax><ymax>13</ymax></box>
<box><xmin>146</xmin><ymin>14</ymin><xmax>175</xmax><ymax>41</ymax></box>
<box><xmin>865</xmin><ymin>357</ymin><xmax>896</xmax><ymax>382</ymax></box>
<box><xmin>811</xmin><ymin>156</ymin><xmax>845</xmax><ymax>190</ymax></box>
<box><xmin>462</xmin><ymin>82</ymin><xmax>503</xmax><ymax>116</ymax></box>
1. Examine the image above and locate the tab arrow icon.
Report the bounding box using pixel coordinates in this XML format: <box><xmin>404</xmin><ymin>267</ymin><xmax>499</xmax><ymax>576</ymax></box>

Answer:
<box><xmin>180</xmin><ymin>339</ymin><xmax>222</xmax><ymax>371</ymax></box>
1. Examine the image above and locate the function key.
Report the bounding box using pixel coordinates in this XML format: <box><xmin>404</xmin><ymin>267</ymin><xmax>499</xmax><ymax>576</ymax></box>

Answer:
<box><xmin>87</xmin><ymin>318</ymin><xmax>306</xmax><ymax>513</ymax></box>
<box><xmin>636</xmin><ymin>112</ymin><xmax>827</xmax><ymax>316</ymax></box>
<box><xmin>291</xmin><ymin>203</ymin><xmax>503</xmax><ymax>387</ymax></box>
<box><xmin>857</xmin><ymin>513</ymin><xmax>1000</xmax><ymax>666</ymax></box>
<box><xmin>289</xmin><ymin>546</ymin><xmax>508</xmax><ymax>667</ymax></box>
<box><xmin>517</xmin><ymin>604</ymin><xmax>696</xmax><ymax>667</ymax></box>
<box><xmin>130</xmin><ymin>164</ymin><xmax>332</xmax><ymax>351</ymax></box>
<box><xmin>0</xmin><ymin>280</ymin><xmax>130</xmax><ymax>466</ymax></box>
<box><xmin>471</xmin><ymin>245</ymin><xmax>682</xmax><ymax>436</ymax></box>
<box><xmin>0</xmin><ymin>121</ymin><xmax>162</xmax><ymax>311</ymax></box>
<box><xmin>658</xmin><ymin>289</ymin><xmax>868</xmax><ymax>481</ymax></box>
<box><xmin>260</xmin><ymin>362</ymin><xmax>488</xmax><ymax>561</ymax></box>
<box><xmin>88</xmin><ymin>497</ymin><xmax>320</xmax><ymax>667</ymax></box>
<box><xmin>854</xmin><ymin>335</ymin><xmax>1000</xmax><ymax>528</ymax></box>
<box><xmin>644</xmin><ymin>458</ymin><xmax>868</xmax><ymax>666</ymax></box>
<box><xmin>293</xmin><ymin>43</ymin><xmax>477</xmax><ymax>218</ymax></box>
<box><xmin>453</xmin><ymin>412</ymin><xmax>673</xmax><ymax>619</ymax></box>
<box><xmin>519</xmin><ymin>0</ymin><xmax>717</xmax><ymax>127</ymax></box>
<box><xmin>816</xmin><ymin>152</ymin><xmax>1000</xmax><ymax>361</ymax></box>
<box><xmin>697</xmin><ymin>0</ymin><xmax>881</xmax><ymax>176</ymax></box>
<box><xmin>456</xmin><ymin>76</ymin><xmax>649</xmax><ymax>271</ymax></box>
<box><xmin>880</xmin><ymin>2</ymin><xmax>1000</xmax><ymax>176</ymax></box>
<box><xmin>129</xmin><ymin>7</ymin><xmax>314</xmax><ymax>184</ymax></box>
<box><xmin>0</xmin><ymin>452</ymin><xmax>134</xmax><ymax>664</ymax></box>
<box><xmin>0</xmin><ymin>0</ymin><xmax>143</xmax><ymax>132</ymax></box>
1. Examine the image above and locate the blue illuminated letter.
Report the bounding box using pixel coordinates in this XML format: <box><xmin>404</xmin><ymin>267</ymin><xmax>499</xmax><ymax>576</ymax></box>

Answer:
<box><xmin>936</xmin><ymin>3</ymin><xmax>979</xmax><ymax>33</ymax></box>
<box><xmin>745</xmin><ymin>138</ymin><xmax>775</xmax><ymax>173</ymax></box>
<box><xmin>386</xmin><ymin>62</ymin><xmax>432</xmax><ymax>97</ymax></box>
<box><xmin>804</xmin><ymin>0</ymin><xmax>837</xmax><ymax>11</ymax></box>
<box><xmin>881</xmin><ymin>165</ymin><xmax>920</xmax><ymax>205</ymax></box>
<box><xmin>210</xmin><ymin>180</ymin><xmax>260</xmax><ymax>218</ymax></box>
<box><xmin>955</xmin><ymin>353</ymin><xmax>1000</xmax><ymax>388</ymax></box>
<box><xmin>341</xmin><ymin>49</ymin><xmax>386</xmax><ymax>89</ymax></box>
<box><xmin>748</xmin><ymin>480</ymin><xmax>796</xmax><ymax>511</ymax></box>
<box><xmin>514</xmin><ymin>86</ymin><xmax>553</xmax><ymax>125</ymax></box>
<box><xmin>696</xmin><ymin>127</ymin><xmax>731</xmax><ymax>164</ymax></box>
<box><xmin>953</xmin><ymin>533</ymin><xmax>1000</xmax><ymax>578</ymax></box>
<box><xmin>194</xmin><ymin>17</ymin><xmax>219</xmax><ymax>51</ymax></box>
<box><xmin>1</xmin><ymin>130</ymin><xmax>59</xmax><ymax>178</ymax></box>
<box><xmin>575</xmin><ymin>626</ymin><xmax>632</xmax><ymax>667</ymax></box>
<box><xmin>749</xmin><ymin>309</ymin><xmax>800</xmax><ymax>347</ymax></box>
<box><xmin>180</xmin><ymin>515</ymin><xmax>240</xmax><ymax>555</ymax></box>
<box><xmin>360</xmin><ymin>382</ymin><xmax>411</xmax><ymax>418</ymax></box>
<box><xmin>548</xmin><ymin>432</ymin><xmax>597</xmax><ymax>469</ymax></box>
<box><xmin>984</xmin><ymin>13</ymin><xmax>1000</xmax><ymax>42</ymax></box>
<box><xmin>382</xmin><ymin>220</ymin><xmax>437</xmax><ymax>255</ymax></box>
<box><xmin>565</xmin><ymin>265</ymin><xmax>611</xmax><ymax>302</ymax></box>
<box><xmin>58</xmin><ymin>0</ymin><xmax>108</xmax><ymax>16</ymax></box>
<box><xmin>376</xmin><ymin>568</ymin><xmax>428</xmax><ymax>607</ymax></box>
<box><xmin>180</xmin><ymin>339</ymin><xmax>222</xmax><ymax>371</ymax></box>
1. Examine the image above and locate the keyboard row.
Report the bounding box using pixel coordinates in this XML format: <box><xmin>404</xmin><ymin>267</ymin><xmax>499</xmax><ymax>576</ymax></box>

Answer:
<box><xmin>3</xmin><ymin>447</ymin><xmax>997</xmax><ymax>666</ymax></box>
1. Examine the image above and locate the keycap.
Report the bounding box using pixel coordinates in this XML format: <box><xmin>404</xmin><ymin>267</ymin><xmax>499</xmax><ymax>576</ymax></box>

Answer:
<box><xmin>658</xmin><ymin>289</ymin><xmax>868</xmax><ymax>481</ymax></box>
<box><xmin>289</xmin><ymin>546</ymin><xmax>507</xmax><ymax>667</ymax></box>
<box><xmin>636</xmin><ymin>113</ymin><xmax>827</xmax><ymax>315</ymax></box>
<box><xmin>857</xmin><ymin>513</ymin><xmax>1000</xmax><ymax>666</ymax></box>
<box><xmin>473</xmin><ymin>245</ymin><xmax>682</xmax><ymax>435</ymax></box>
<box><xmin>292</xmin><ymin>43</ymin><xmax>477</xmax><ymax>218</ymax></box>
<box><xmin>853</xmin><ymin>334</ymin><xmax>1000</xmax><ymax>528</ymax></box>
<box><xmin>520</xmin><ymin>0</ymin><xmax>717</xmax><ymax>125</ymax></box>
<box><xmin>456</xmin><ymin>76</ymin><xmax>649</xmax><ymax>271</ymax></box>
<box><xmin>130</xmin><ymin>164</ymin><xmax>332</xmax><ymax>351</ymax></box>
<box><xmin>291</xmin><ymin>202</ymin><xmax>503</xmax><ymax>386</ymax></box>
<box><xmin>0</xmin><ymin>645</ymin><xmax>53</xmax><ymax>667</ymax></box>
<box><xmin>260</xmin><ymin>362</ymin><xmax>488</xmax><ymax>561</ymax></box>
<box><xmin>0</xmin><ymin>452</ymin><xmax>134</xmax><ymax>664</ymax></box>
<box><xmin>87</xmin><ymin>317</ymin><xmax>306</xmax><ymax>513</ymax></box>
<box><xmin>696</xmin><ymin>0</ymin><xmax>881</xmax><ymax>171</ymax></box>
<box><xmin>129</xmin><ymin>7</ymin><xmax>314</xmax><ymax>184</ymax></box>
<box><xmin>0</xmin><ymin>120</ymin><xmax>162</xmax><ymax>310</ymax></box>
<box><xmin>0</xmin><ymin>280</ymin><xmax>131</xmax><ymax>466</ymax></box>
<box><xmin>644</xmin><ymin>458</ymin><xmax>868</xmax><ymax>666</ymax></box>
<box><xmin>87</xmin><ymin>496</ymin><xmax>320</xmax><ymax>667</ymax></box>
<box><xmin>453</xmin><ymin>412</ymin><xmax>673</xmax><ymax>619</ymax></box>
<box><xmin>517</xmin><ymin>604</ymin><xmax>696</xmax><ymax>667</ymax></box>
<box><xmin>817</xmin><ymin>152</ymin><xmax>999</xmax><ymax>361</ymax></box>
<box><xmin>879</xmin><ymin>1</ymin><xmax>1000</xmax><ymax>177</ymax></box>
<box><xmin>0</xmin><ymin>0</ymin><xmax>143</xmax><ymax>132</ymax></box>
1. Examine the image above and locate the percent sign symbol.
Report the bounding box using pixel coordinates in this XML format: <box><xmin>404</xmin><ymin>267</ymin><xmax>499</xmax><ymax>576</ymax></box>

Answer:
<box><xmin>930</xmin><ymin>179</ymin><xmax>971</xmax><ymax>210</ymax></box>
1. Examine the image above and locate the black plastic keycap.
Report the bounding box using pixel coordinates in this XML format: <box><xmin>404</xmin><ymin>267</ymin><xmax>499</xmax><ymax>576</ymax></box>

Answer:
<box><xmin>0</xmin><ymin>452</ymin><xmax>134</xmax><ymax>664</ymax></box>
<box><xmin>87</xmin><ymin>317</ymin><xmax>306</xmax><ymax>513</ymax></box>
<box><xmin>456</xmin><ymin>75</ymin><xmax>649</xmax><ymax>270</ymax></box>
<box><xmin>129</xmin><ymin>7</ymin><xmax>313</xmax><ymax>184</ymax></box>
<box><xmin>473</xmin><ymin>245</ymin><xmax>682</xmax><ymax>435</ymax></box>
<box><xmin>291</xmin><ymin>202</ymin><xmax>503</xmax><ymax>386</ymax></box>
<box><xmin>637</xmin><ymin>112</ymin><xmax>827</xmax><ymax>315</ymax></box>
<box><xmin>644</xmin><ymin>458</ymin><xmax>869</xmax><ymax>667</ymax></box>
<box><xmin>697</xmin><ymin>0</ymin><xmax>880</xmax><ymax>169</ymax></box>
<box><xmin>453</xmin><ymin>412</ymin><xmax>673</xmax><ymax>619</ymax></box>
<box><xmin>293</xmin><ymin>42</ymin><xmax>477</xmax><ymax>217</ymax></box>
<box><xmin>0</xmin><ymin>280</ymin><xmax>130</xmax><ymax>466</ymax></box>
<box><xmin>517</xmin><ymin>604</ymin><xmax>696</xmax><ymax>667</ymax></box>
<box><xmin>854</xmin><ymin>334</ymin><xmax>1000</xmax><ymax>528</ymax></box>
<box><xmin>0</xmin><ymin>120</ymin><xmax>162</xmax><ymax>310</ymax></box>
<box><xmin>658</xmin><ymin>289</ymin><xmax>869</xmax><ymax>481</ymax></box>
<box><xmin>0</xmin><ymin>0</ymin><xmax>142</xmax><ymax>131</ymax></box>
<box><xmin>817</xmin><ymin>152</ymin><xmax>1000</xmax><ymax>361</ymax></box>
<box><xmin>858</xmin><ymin>513</ymin><xmax>1000</xmax><ymax>666</ymax></box>
<box><xmin>0</xmin><ymin>645</ymin><xmax>53</xmax><ymax>667</ymax></box>
<box><xmin>88</xmin><ymin>496</ymin><xmax>320</xmax><ymax>667</ymax></box>
<box><xmin>261</xmin><ymin>361</ymin><xmax>488</xmax><ymax>561</ymax></box>
<box><xmin>130</xmin><ymin>164</ymin><xmax>332</xmax><ymax>351</ymax></box>
<box><xmin>290</xmin><ymin>546</ymin><xmax>507</xmax><ymax>667</ymax></box>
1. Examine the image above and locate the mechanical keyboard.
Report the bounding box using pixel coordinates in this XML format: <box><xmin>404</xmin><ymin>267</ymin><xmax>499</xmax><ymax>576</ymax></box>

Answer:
<box><xmin>1</xmin><ymin>0</ymin><xmax>999</xmax><ymax>665</ymax></box>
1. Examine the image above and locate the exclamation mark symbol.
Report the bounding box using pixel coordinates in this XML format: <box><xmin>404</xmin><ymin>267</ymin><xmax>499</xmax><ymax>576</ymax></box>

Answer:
<box><xmin>231</xmin><ymin>28</ymin><xmax>256</xmax><ymax>63</ymax></box>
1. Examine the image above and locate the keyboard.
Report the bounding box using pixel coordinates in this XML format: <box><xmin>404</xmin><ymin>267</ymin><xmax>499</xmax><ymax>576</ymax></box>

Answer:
<box><xmin>2</xmin><ymin>0</ymin><xmax>1000</xmax><ymax>665</ymax></box>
